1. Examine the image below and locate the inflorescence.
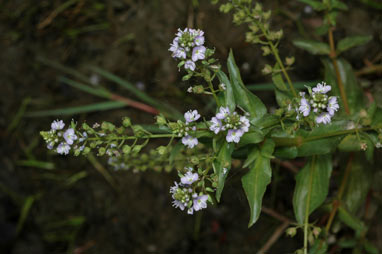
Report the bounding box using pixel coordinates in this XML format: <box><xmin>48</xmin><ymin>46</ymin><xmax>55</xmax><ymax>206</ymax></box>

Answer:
<box><xmin>297</xmin><ymin>82</ymin><xmax>339</xmax><ymax>125</ymax></box>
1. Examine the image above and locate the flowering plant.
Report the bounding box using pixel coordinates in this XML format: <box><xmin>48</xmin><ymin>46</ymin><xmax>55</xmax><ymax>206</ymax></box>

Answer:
<box><xmin>40</xmin><ymin>1</ymin><xmax>381</xmax><ymax>253</ymax></box>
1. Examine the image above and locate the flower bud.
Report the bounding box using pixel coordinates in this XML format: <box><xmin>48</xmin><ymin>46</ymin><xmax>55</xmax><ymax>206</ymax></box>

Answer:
<box><xmin>286</xmin><ymin>227</ymin><xmax>297</xmax><ymax>237</ymax></box>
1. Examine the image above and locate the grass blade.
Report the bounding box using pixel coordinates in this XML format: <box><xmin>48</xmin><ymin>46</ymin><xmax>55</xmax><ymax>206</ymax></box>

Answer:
<box><xmin>25</xmin><ymin>101</ymin><xmax>126</xmax><ymax>117</ymax></box>
<box><xmin>247</xmin><ymin>81</ymin><xmax>319</xmax><ymax>91</ymax></box>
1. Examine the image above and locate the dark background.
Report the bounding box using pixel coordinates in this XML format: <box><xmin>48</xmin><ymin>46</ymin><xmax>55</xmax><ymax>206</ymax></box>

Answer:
<box><xmin>1</xmin><ymin>0</ymin><xmax>381</xmax><ymax>253</ymax></box>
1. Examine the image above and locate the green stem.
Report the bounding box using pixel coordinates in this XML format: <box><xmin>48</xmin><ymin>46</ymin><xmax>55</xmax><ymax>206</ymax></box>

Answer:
<box><xmin>88</xmin><ymin>133</ymin><xmax>175</xmax><ymax>141</ymax></box>
<box><xmin>208</xmin><ymin>80</ymin><xmax>219</xmax><ymax>105</ymax></box>
<box><xmin>269</xmin><ymin>42</ymin><xmax>298</xmax><ymax>98</ymax></box>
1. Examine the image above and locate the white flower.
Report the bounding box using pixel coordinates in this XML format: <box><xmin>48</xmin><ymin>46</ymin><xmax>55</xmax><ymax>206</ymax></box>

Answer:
<box><xmin>299</xmin><ymin>98</ymin><xmax>311</xmax><ymax>117</ymax></box>
<box><xmin>376</xmin><ymin>142</ymin><xmax>382</xmax><ymax>148</ymax></box>
<box><xmin>56</xmin><ymin>143</ymin><xmax>70</xmax><ymax>155</ymax></box>
<box><xmin>168</xmin><ymin>37</ymin><xmax>179</xmax><ymax>52</ymax></box>
<box><xmin>191</xmin><ymin>46</ymin><xmax>206</xmax><ymax>62</ymax></box>
<box><xmin>184</xmin><ymin>109</ymin><xmax>201</xmax><ymax>123</ymax></box>
<box><xmin>327</xmin><ymin>96</ymin><xmax>339</xmax><ymax>116</ymax></box>
<box><xmin>181</xmin><ymin>171</ymin><xmax>199</xmax><ymax>185</ymax></box>
<box><xmin>187</xmin><ymin>86</ymin><xmax>193</xmax><ymax>93</ymax></box>
<box><xmin>47</xmin><ymin>142</ymin><xmax>54</xmax><ymax>150</ymax></box>
<box><xmin>316</xmin><ymin>112</ymin><xmax>332</xmax><ymax>124</ymax></box>
<box><xmin>216</xmin><ymin>106</ymin><xmax>230</xmax><ymax>120</ymax></box>
<box><xmin>172</xmin><ymin>200</ymin><xmax>186</xmax><ymax>211</ymax></box>
<box><xmin>184</xmin><ymin>60</ymin><xmax>196</xmax><ymax>71</ymax></box>
<box><xmin>187</xmin><ymin>208</ymin><xmax>194</xmax><ymax>215</ymax></box>
<box><xmin>209</xmin><ymin>117</ymin><xmax>222</xmax><ymax>134</ymax></box>
<box><xmin>219</xmin><ymin>83</ymin><xmax>226</xmax><ymax>90</ymax></box>
<box><xmin>51</xmin><ymin>120</ymin><xmax>65</xmax><ymax>130</ymax></box>
<box><xmin>182</xmin><ymin>135</ymin><xmax>198</xmax><ymax>148</ymax></box>
<box><xmin>173</xmin><ymin>48</ymin><xmax>186</xmax><ymax>59</ymax></box>
<box><xmin>313</xmin><ymin>82</ymin><xmax>331</xmax><ymax>94</ymax></box>
<box><xmin>193</xmin><ymin>195</ymin><xmax>208</xmax><ymax>211</ymax></box>
<box><xmin>226</xmin><ymin>129</ymin><xmax>244</xmax><ymax>143</ymax></box>
<box><xmin>63</xmin><ymin>128</ymin><xmax>77</xmax><ymax>145</ymax></box>
<box><xmin>239</xmin><ymin>116</ymin><xmax>250</xmax><ymax>132</ymax></box>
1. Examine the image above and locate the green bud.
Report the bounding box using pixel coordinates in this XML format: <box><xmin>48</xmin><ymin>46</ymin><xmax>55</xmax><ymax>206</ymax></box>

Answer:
<box><xmin>261</xmin><ymin>46</ymin><xmax>271</xmax><ymax>56</ymax></box>
<box><xmin>101</xmin><ymin>122</ymin><xmax>115</xmax><ymax>132</ymax></box>
<box><xmin>122</xmin><ymin>117</ymin><xmax>132</xmax><ymax>127</ymax></box>
<box><xmin>190</xmin><ymin>156</ymin><xmax>199</xmax><ymax>165</ymax></box>
<box><xmin>285</xmin><ymin>56</ymin><xmax>295</xmax><ymax>66</ymax></box>
<box><xmin>82</xmin><ymin>123</ymin><xmax>91</xmax><ymax>131</ymax></box>
<box><xmin>83</xmin><ymin>147</ymin><xmax>91</xmax><ymax>155</ymax></box>
<box><xmin>122</xmin><ymin>145</ymin><xmax>131</xmax><ymax>154</ymax></box>
<box><xmin>263</xmin><ymin>10</ymin><xmax>271</xmax><ymax>20</ymax></box>
<box><xmin>157</xmin><ymin>146</ymin><xmax>167</xmax><ymax>155</ymax></box>
<box><xmin>286</xmin><ymin>227</ymin><xmax>297</xmax><ymax>237</ymax></box>
<box><xmin>156</xmin><ymin>115</ymin><xmax>167</xmax><ymax>126</ymax></box>
<box><xmin>98</xmin><ymin>147</ymin><xmax>106</xmax><ymax>156</ymax></box>
<box><xmin>262</xmin><ymin>64</ymin><xmax>273</xmax><ymax>75</ymax></box>
<box><xmin>193</xmin><ymin>85</ymin><xmax>204</xmax><ymax>94</ymax></box>
<box><xmin>132</xmin><ymin>145</ymin><xmax>143</xmax><ymax>154</ymax></box>
<box><xmin>312</xmin><ymin>227</ymin><xmax>321</xmax><ymax>238</ymax></box>
<box><xmin>132</xmin><ymin>125</ymin><xmax>146</xmax><ymax>137</ymax></box>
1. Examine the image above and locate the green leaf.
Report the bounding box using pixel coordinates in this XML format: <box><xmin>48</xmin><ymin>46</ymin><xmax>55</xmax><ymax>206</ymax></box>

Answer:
<box><xmin>17</xmin><ymin>196</ymin><xmax>36</xmax><ymax>234</ymax></box>
<box><xmin>274</xmin><ymin>146</ymin><xmax>298</xmax><ymax>159</ymax></box>
<box><xmin>337</xmin><ymin>205</ymin><xmax>366</xmax><ymax>232</ymax></box>
<box><xmin>323</xmin><ymin>58</ymin><xmax>365</xmax><ymax>114</ymax></box>
<box><xmin>310</xmin><ymin>238</ymin><xmax>328</xmax><ymax>254</ymax></box>
<box><xmin>238</xmin><ymin>128</ymin><xmax>264</xmax><ymax>146</ymax></box>
<box><xmin>216</xmin><ymin>70</ymin><xmax>235</xmax><ymax>112</ymax></box>
<box><xmin>297</xmin><ymin>0</ymin><xmax>326</xmax><ymax>10</ymax></box>
<box><xmin>213</xmin><ymin>142</ymin><xmax>234</xmax><ymax>201</ymax></box>
<box><xmin>338</xmin><ymin>135</ymin><xmax>361</xmax><ymax>152</ymax></box>
<box><xmin>293</xmin><ymin>155</ymin><xmax>332</xmax><ymax>224</ymax></box>
<box><xmin>227</xmin><ymin>49</ymin><xmax>266</xmax><ymax>122</ymax></box>
<box><xmin>292</xmin><ymin>39</ymin><xmax>331</xmax><ymax>55</ymax></box>
<box><xmin>363</xmin><ymin>240</ymin><xmax>379</xmax><ymax>254</ymax></box>
<box><xmin>332</xmin><ymin>0</ymin><xmax>348</xmax><ymax>10</ymax></box>
<box><xmin>241</xmin><ymin>139</ymin><xmax>275</xmax><ymax>227</ymax></box>
<box><xmin>25</xmin><ymin>101</ymin><xmax>126</xmax><ymax>117</ymax></box>
<box><xmin>272</xmin><ymin>65</ymin><xmax>293</xmax><ymax>107</ymax></box>
<box><xmin>337</xmin><ymin>35</ymin><xmax>372</xmax><ymax>54</ymax></box>
<box><xmin>342</xmin><ymin>155</ymin><xmax>372</xmax><ymax>214</ymax></box>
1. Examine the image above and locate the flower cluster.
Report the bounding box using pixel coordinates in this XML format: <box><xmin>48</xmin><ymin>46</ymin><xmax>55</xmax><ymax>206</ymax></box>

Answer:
<box><xmin>169</xmin><ymin>28</ymin><xmax>206</xmax><ymax>71</ymax></box>
<box><xmin>40</xmin><ymin>120</ymin><xmax>86</xmax><ymax>155</ymax></box>
<box><xmin>298</xmin><ymin>82</ymin><xmax>339</xmax><ymax>124</ymax></box>
<box><xmin>170</xmin><ymin>167</ymin><xmax>210</xmax><ymax>215</ymax></box>
<box><xmin>170</xmin><ymin>110</ymin><xmax>201</xmax><ymax>149</ymax></box>
<box><xmin>209</xmin><ymin>107</ymin><xmax>250</xmax><ymax>143</ymax></box>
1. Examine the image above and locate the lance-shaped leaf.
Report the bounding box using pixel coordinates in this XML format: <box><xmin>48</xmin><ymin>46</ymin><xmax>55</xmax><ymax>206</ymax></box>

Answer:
<box><xmin>297</xmin><ymin>0</ymin><xmax>326</xmax><ymax>10</ymax></box>
<box><xmin>293</xmin><ymin>155</ymin><xmax>332</xmax><ymax>224</ymax></box>
<box><xmin>337</xmin><ymin>35</ymin><xmax>372</xmax><ymax>54</ymax></box>
<box><xmin>227</xmin><ymin>49</ymin><xmax>266</xmax><ymax>122</ymax></box>
<box><xmin>216</xmin><ymin>70</ymin><xmax>235</xmax><ymax>112</ymax></box>
<box><xmin>242</xmin><ymin>139</ymin><xmax>275</xmax><ymax>227</ymax></box>
<box><xmin>213</xmin><ymin>142</ymin><xmax>234</xmax><ymax>202</ymax></box>
<box><xmin>293</xmin><ymin>39</ymin><xmax>331</xmax><ymax>55</ymax></box>
<box><xmin>323</xmin><ymin>58</ymin><xmax>365</xmax><ymax>115</ymax></box>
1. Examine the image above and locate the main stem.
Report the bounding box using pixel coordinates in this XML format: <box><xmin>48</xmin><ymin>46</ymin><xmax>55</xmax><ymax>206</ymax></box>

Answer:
<box><xmin>304</xmin><ymin>155</ymin><xmax>316</xmax><ymax>254</ymax></box>
<box><xmin>328</xmin><ymin>27</ymin><xmax>350</xmax><ymax>115</ymax></box>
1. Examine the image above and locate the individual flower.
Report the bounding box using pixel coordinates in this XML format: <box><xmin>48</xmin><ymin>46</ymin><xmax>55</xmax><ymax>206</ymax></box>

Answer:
<box><xmin>316</xmin><ymin>112</ymin><xmax>331</xmax><ymax>124</ymax></box>
<box><xmin>239</xmin><ymin>116</ymin><xmax>250</xmax><ymax>132</ymax></box>
<box><xmin>216</xmin><ymin>107</ymin><xmax>230</xmax><ymax>120</ymax></box>
<box><xmin>192</xmin><ymin>46</ymin><xmax>206</xmax><ymax>62</ymax></box>
<box><xmin>63</xmin><ymin>128</ymin><xmax>77</xmax><ymax>145</ymax></box>
<box><xmin>327</xmin><ymin>96</ymin><xmax>339</xmax><ymax>116</ymax></box>
<box><xmin>209</xmin><ymin>117</ymin><xmax>222</xmax><ymax>134</ymax></box>
<box><xmin>184</xmin><ymin>60</ymin><xmax>196</xmax><ymax>71</ymax></box>
<box><xmin>194</xmin><ymin>35</ymin><xmax>205</xmax><ymax>46</ymax></box>
<box><xmin>181</xmin><ymin>171</ymin><xmax>199</xmax><ymax>185</ymax></box>
<box><xmin>182</xmin><ymin>135</ymin><xmax>198</xmax><ymax>148</ymax></box>
<box><xmin>56</xmin><ymin>143</ymin><xmax>70</xmax><ymax>155</ymax></box>
<box><xmin>226</xmin><ymin>129</ymin><xmax>244</xmax><ymax>143</ymax></box>
<box><xmin>184</xmin><ymin>109</ymin><xmax>201</xmax><ymax>123</ymax></box>
<box><xmin>47</xmin><ymin>142</ymin><xmax>54</xmax><ymax>150</ymax></box>
<box><xmin>312</xmin><ymin>82</ymin><xmax>331</xmax><ymax>94</ymax></box>
<box><xmin>168</xmin><ymin>38</ymin><xmax>179</xmax><ymax>53</ymax></box>
<box><xmin>51</xmin><ymin>120</ymin><xmax>65</xmax><ymax>130</ymax></box>
<box><xmin>299</xmin><ymin>98</ymin><xmax>311</xmax><ymax>117</ymax></box>
<box><xmin>193</xmin><ymin>195</ymin><xmax>208</xmax><ymax>211</ymax></box>
<box><xmin>187</xmin><ymin>208</ymin><xmax>194</xmax><ymax>215</ymax></box>
<box><xmin>173</xmin><ymin>48</ymin><xmax>186</xmax><ymax>59</ymax></box>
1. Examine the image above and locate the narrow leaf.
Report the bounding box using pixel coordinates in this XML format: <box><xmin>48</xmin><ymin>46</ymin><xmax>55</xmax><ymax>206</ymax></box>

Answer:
<box><xmin>293</xmin><ymin>39</ymin><xmax>331</xmax><ymax>55</ymax></box>
<box><xmin>293</xmin><ymin>155</ymin><xmax>332</xmax><ymax>224</ymax></box>
<box><xmin>227</xmin><ymin>49</ymin><xmax>266</xmax><ymax>121</ymax></box>
<box><xmin>213</xmin><ymin>142</ymin><xmax>234</xmax><ymax>201</ymax></box>
<box><xmin>337</xmin><ymin>35</ymin><xmax>372</xmax><ymax>54</ymax></box>
<box><xmin>242</xmin><ymin>139</ymin><xmax>275</xmax><ymax>227</ymax></box>
<box><xmin>216</xmin><ymin>70</ymin><xmax>235</xmax><ymax>112</ymax></box>
<box><xmin>297</xmin><ymin>0</ymin><xmax>326</xmax><ymax>10</ymax></box>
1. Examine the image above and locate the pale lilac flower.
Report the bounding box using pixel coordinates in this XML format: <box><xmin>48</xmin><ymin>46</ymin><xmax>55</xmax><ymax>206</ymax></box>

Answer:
<box><xmin>47</xmin><ymin>142</ymin><xmax>54</xmax><ymax>150</ymax></box>
<box><xmin>63</xmin><ymin>128</ymin><xmax>77</xmax><ymax>145</ymax></box>
<box><xmin>239</xmin><ymin>116</ymin><xmax>250</xmax><ymax>132</ymax></box>
<box><xmin>313</xmin><ymin>82</ymin><xmax>331</xmax><ymax>94</ymax></box>
<box><xmin>316</xmin><ymin>113</ymin><xmax>332</xmax><ymax>124</ymax></box>
<box><xmin>79</xmin><ymin>132</ymin><xmax>88</xmax><ymax>142</ymax></box>
<box><xmin>184</xmin><ymin>109</ymin><xmax>201</xmax><ymax>123</ymax></box>
<box><xmin>57</xmin><ymin>143</ymin><xmax>70</xmax><ymax>155</ymax></box>
<box><xmin>193</xmin><ymin>195</ymin><xmax>208</xmax><ymax>211</ymax></box>
<box><xmin>182</xmin><ymin>135</ymin><xmax>198</xmax><ymax>148</ymax></box>
<box><xmin>172</xmin><ymin>200</ymin><xmax>186</xmax><ymax>211</ymax></box>
<box><xmin>51</xmin><ymin>120</ymin><xmax>65</xmax><ymax>130</ymax></box>
<box><xmin>168</xmin><ymin>38</ymin><xmax>179</xmax><ymax>52</ymax></box>
<box><xmin>170</xmin><ymin>182</ymin><xmax>180</xmax><ymax>194</ymax></box>
<box><xmin>194</xmin><ymin>35</ymin><xmax>205</xmax><ymax>46</ymax></box>
<box><xmin>209</xmin><ymin>117</ymin><xmax>222</xmax><ymax>134</ymax></box>
<box><xmin>181</xmin><ymin>171</ymin><xmax>199</xmax><ymax>185</ymax></box>
<box><xmin>327</xmin><ymin>96</ymin><xmax>339</xmax><ymax>116</ymax></box>
<box><xmin>299</xmin><ymin>98</ymin><xmax>311</xmax><ymax>117</ymax></box>
<box><xmin>226</xmin><ymin>129</ymin><xmax>244</xmax><ymax>143</ymax></box>
<box><xmin>173</xmin><ymin>48</ymin><xmax>186</xmax><ymax>59</ymax></box>
<box><xmin>216</xmin><ymin>106</ymin><xmax>230</xmax><ymax>120</ymax></box>
<box><xmin>184</xmin><ymin>60</ymin><xmax>196</xmax><ymax>71</ymax></box>
<box><xmin>192</xmin><ymin>46</ymin><xmax>206</xmax><ymax>62</ymax></box>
